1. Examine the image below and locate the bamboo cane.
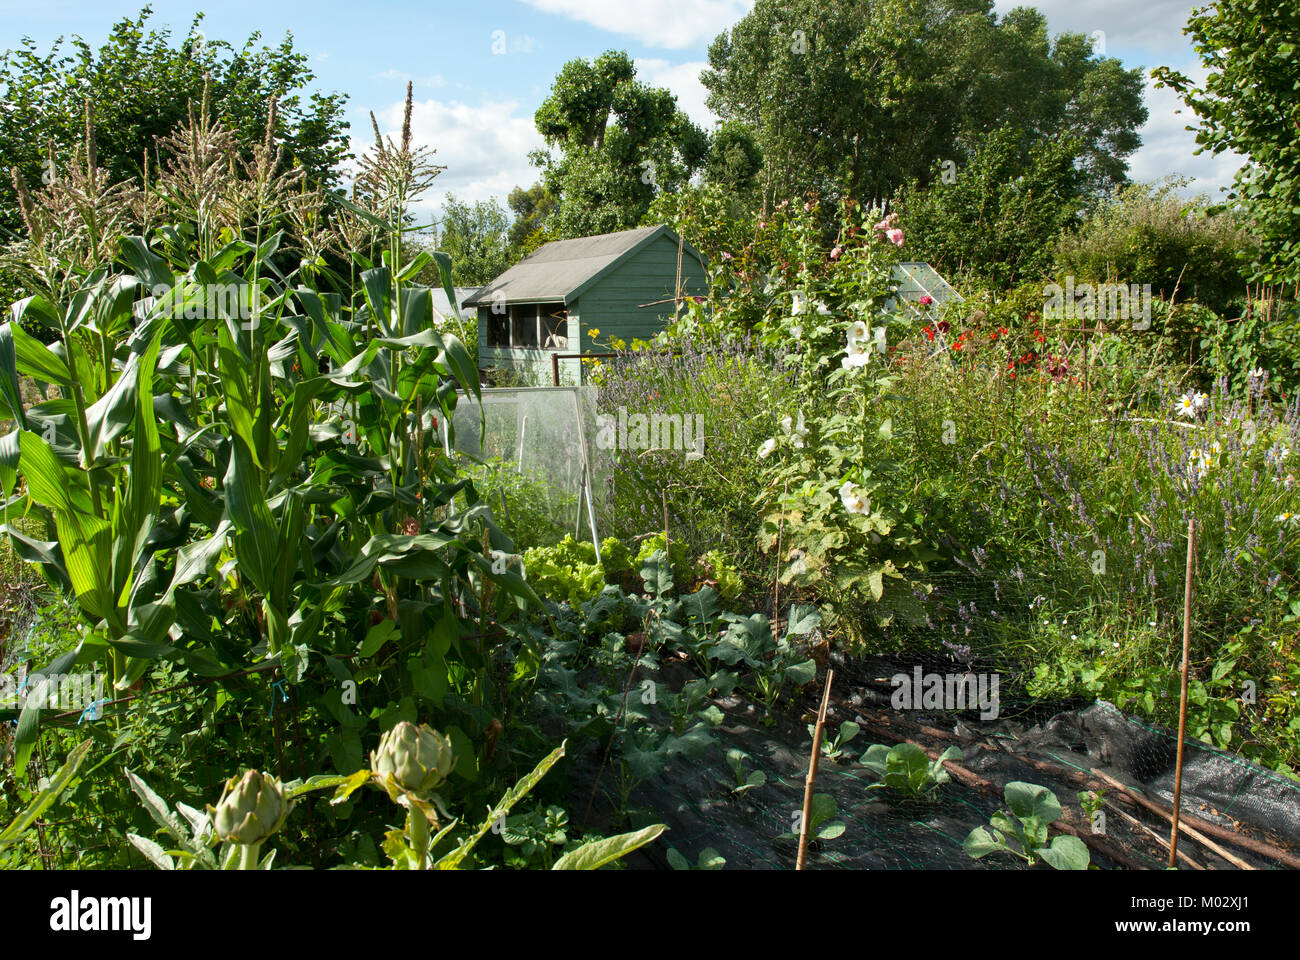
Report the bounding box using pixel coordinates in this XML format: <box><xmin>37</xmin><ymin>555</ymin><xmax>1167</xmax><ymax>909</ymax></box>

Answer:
<box><xmin>796</xmin><ymin>670</ymin><xmax>834</xmax><ymax>870</ymax></box>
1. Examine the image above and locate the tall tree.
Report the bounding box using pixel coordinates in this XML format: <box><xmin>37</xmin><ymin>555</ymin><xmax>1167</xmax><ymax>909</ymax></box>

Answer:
<box><xmin>1153</xmin><ymin>2</ymin><xmax>1300</xmax><ymax>284</ymax></box>
<box><xmin>506</xmin><ymin>183</ymin><xmax>556</xmax><ymax>254</ymax></box>
<box><xmin>530</xmin><ymin>50</ymin><xmax>708</xmax><ymax>238</ymax></box>
<box><xmin>703</xmin><ymin>0</ymin><xmax>1146</xmax><ymax>211</ymax></box>
<box><xmin>430</xmin><ymin>194</ymin><xmax>512</xmax><ymax>287</ymax></box>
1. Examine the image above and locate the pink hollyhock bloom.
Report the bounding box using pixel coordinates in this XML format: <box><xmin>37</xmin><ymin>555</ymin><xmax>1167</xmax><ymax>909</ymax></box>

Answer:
<box><xmin>721</xmin><ymin>251</ymin><xmax>733</xmax><ymax>260</ymax></box>
<box><xmin>830</xmin><ymin>246</ymin><xmax>843</xmax><ymax>260</ymax></box>
<box><xmin>886</xmin><ymin>228</ymin><xmax>904</xmax><ymax>247</ymax></box>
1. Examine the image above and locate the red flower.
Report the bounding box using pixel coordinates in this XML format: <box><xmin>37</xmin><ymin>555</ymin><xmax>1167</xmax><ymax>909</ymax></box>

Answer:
<box><xmin>923</xmin><ymin>326</ymin><xmax>935</xmax><ymax>342</ymax></box>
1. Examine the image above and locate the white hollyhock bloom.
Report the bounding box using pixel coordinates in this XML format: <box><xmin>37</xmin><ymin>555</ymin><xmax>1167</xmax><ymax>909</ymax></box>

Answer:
<box><xmin>758</xmin><ymin>437</ymin><xmax>777</xmax><ymax>459</ymax></box>
<box><xmin>848</xmin><ymin>320</ymin><xmax>870</xmax><ymax>342</ymax></box>
<box><xmin>792</xmin><ymin>291</ymin><xmax>807</xmax><ymax>315</ymax></box>
<box><xmin>790</xmin><ymin>324</ymin><xmax>803</xmax><ymax>338</ymax></box>
<box><xmin>780</xmin><ymin>415</ymin><xmax>793</xmax><ymax>434</ymax></box>
<box><xmin>872</xmin><ymin>325</ymin><xmax>887</xmax><ymax>353</ymax></box>
<box><xmin>839</xmin><ymin>481</ymin><xmax>870</xmax><ymax>515</ymax></box>
<box><xmin>815</xmin><ymin>300</ymin><xmax>833</xmax><ymax>316</ymax></box>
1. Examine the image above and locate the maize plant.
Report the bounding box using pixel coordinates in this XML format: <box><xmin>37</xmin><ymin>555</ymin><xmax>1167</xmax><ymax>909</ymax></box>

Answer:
<box><xmin>0</xmin><ymin>84</ymin><xmax>538</xmax><ymax>783</ymax></box>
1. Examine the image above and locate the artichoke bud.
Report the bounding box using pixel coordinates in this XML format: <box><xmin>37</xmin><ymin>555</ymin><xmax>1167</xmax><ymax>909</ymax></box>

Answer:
<box><xmin>371</xmin><ymin>721</ymin><xmax>456</xmax><ymax>798</ymax></box>
<box><xmin>210</xmin><ymin>770</ymin><xmax>292</xmax><ymax>845</ymax></box>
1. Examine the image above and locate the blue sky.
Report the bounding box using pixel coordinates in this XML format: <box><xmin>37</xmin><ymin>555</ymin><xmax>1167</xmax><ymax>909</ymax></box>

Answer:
<box><xmin>1</xmin><ymin>1</ymin><xmax>1242</xmax><ymax>220</ymax></box>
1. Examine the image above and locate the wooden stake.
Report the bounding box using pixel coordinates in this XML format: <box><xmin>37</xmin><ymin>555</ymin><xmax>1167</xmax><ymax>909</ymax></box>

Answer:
<box><xmin>796</xmin><ymin>670</ymin><xmax>834</xmax><ymax>870</ymax></box>
<box><xmin>1170</xmin><ymin>517</ymin><xmax>1196</xmax><ymax>868</ymax></box>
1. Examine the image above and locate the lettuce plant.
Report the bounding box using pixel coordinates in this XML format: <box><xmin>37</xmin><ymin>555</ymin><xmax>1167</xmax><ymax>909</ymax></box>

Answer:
<box><xmin>963</xmin><ymin>781</ymin><xmax>1091</xmax><ymax>870</ymax></box>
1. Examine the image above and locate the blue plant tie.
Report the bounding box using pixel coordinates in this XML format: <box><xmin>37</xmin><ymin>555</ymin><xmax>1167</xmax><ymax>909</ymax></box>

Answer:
<box><xmin>269</xmin><ymin>679</ymin><xmax>289</xmax><ymax>718</ymax></box>
<box><xmin>77</xmin><ymin>698</ymin><xmax>110</xmax><ymax>725</ymax></box>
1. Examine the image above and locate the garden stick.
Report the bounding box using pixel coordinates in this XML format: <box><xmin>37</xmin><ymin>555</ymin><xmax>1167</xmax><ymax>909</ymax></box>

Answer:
<box><xmin>796</xmin><ymin>669</ymin><xmax>833</xmax><ymax>871</ymax></box>
<box><xmin>852</xmin><ymin>719</ymin><xmax>1149</xmax><ymax>869</ymax></box>
<box><xmin>861</xmin><ymin>708</ymin><xmax>1292</xmax><ymax>868</ymax></box>
<box><xmin>1104</xmin><ymin>798</ymin><xmax>1205</xmax><ymax>870</ymax></box>
<box><xmin>1170</xmin><ymin>516</ymin><xmax>1196</xmax><ymax>868</ymax></box>
<box><xmin>1090</xmin><ymin>769</ymin><xmax>1256</xmax><ymax>871</ymax></box>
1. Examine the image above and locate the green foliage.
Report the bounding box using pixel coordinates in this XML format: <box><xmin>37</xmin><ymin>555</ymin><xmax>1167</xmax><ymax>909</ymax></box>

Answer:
<box><xmin>703</xmin><ymin>0</ymin><xmax>1146</xmax><ymax>212</ymax></box>
<box><xmin>1055</xmin><ymin>178</ymin><xmax>1251</xmax><ymax>315</ymax></box>
<box><xmin>0</xmin><ymin>7</ymin><xmax>349</xmax><ymax>269</ymax></box>
<box><xmin>532</xmin><ymin>50</ymin><xmax>707</xmax><ymax>237</ymax></box>
<box><xmin>898</xmin><ymin>125</ymin><xmax>1086</xmax><ymax>288</ymax></box>
<box><xmin>964</xmin><ymin>781</ymin><xmax>1091</xmax><ymax>869</ymax></box>
<box><xmin>1153</xmin><ymin>3</ymin><xmax>1300</xmax><ymax>284</ymax></box>
<box><xmin>860</xmin><ymin>742</ymin><xmax>961</xmax><ymax>798</ymax></box>
<box><xmin>522</xmin><ymin>535</ymin><xmax>607</xmax><ymax>606</ymax></box>
<box><xmin>425</xmin><ymin>195</ymin><xmax>512</xmax><ymax>287</ymax></box>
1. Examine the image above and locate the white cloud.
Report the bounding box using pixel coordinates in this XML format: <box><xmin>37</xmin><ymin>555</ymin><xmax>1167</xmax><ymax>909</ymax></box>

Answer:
<box><xmin>1126</xmin><ymin>64</ymin><xmax>1244</xmax><ymax>197</ymax></box>
<box><xmin>359</xmin><ymin>96</ymin><xmax>546</xmax><ymax>223</ymax></box>
<box><xmin>375</xmin><ymin>69</ymin><xmax>446</xmax><ymax>89</ymax></box>
<box><xmin>518</xmin><ymin>0</ymin><xmax>753</xmax><ymax>50</ymax></box>
<box><xmin>635</xmin><ymin>58</ymin><xmax>715</xmax><ymax>128</ymax></box>
<box><xmin>992</xmin><ymin>0</ymin><xmax>1196</xmax><ymax>55</ymax></box>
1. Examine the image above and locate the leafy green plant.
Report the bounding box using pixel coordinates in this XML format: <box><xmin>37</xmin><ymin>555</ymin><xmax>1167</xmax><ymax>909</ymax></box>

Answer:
<box><xmin>776</xmin><ymin>793</ymin><xmax>845</xmax><ymax>843</ymax></box>
<box><xmin>964</xmin><ymin>781</ymin><xmax>1091</xmax><ymax>870</ymax></box>
<box><xmin>667</xmin><ymin>845</ymin><xmax>726</xmax><ymax>870</ymax></box>
<box><xmin>0</xmin><ymin>739</ymin><xmax>90</xmax><ymax>851</ymax></box>
<box><xmin>813</xmin><ymin>720</ymin><xmax>860</xmax><ymax>762</ymax></box>
<box><xmin>860</xmin><ymin>742</ymin><xmax>962</xmax><ymax>799</ymax></box>
<box><xmin>724</xmin><ymin>748</ymin><xmax>766</xmax><ymax>794</ymax></box>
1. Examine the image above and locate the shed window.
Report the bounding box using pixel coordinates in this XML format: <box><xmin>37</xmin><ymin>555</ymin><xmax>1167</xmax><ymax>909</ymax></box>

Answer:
<box><xmin>542</xmin><ymin>310</ymin><xmax>568</xmax><ymax>350</ymax></box>
<box><xmin>512</xmin><ymin>304</ymin><xmax>540</xmax><ymax>348</ymax></box>
<box><xmin>486</xmin><ymin>308</ymin><xmax>510</xmax><ymax>347</ymax></box>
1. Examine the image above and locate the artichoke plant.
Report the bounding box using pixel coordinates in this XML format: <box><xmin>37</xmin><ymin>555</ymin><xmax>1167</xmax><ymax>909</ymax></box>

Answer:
<box><xmin>370</xmin><ymin>722</ymin><xmax>457</xmax><ymax>870</ymax></box>
<box><xmin>210</xmin><ymin>770</ymin><xmax>292</xmax><ymax>867</ymax></box>
<box><xmin>371</xmin><ymin>721</ymin><xmax>456</xmax><ymax>800</ymax></box>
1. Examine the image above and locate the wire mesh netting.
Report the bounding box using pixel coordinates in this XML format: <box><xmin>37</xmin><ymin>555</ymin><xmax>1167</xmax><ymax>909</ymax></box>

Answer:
<box><xmin>451</xmin><ymin>386</ymin><xmax>605</xmax><ymax>538</ymax></box>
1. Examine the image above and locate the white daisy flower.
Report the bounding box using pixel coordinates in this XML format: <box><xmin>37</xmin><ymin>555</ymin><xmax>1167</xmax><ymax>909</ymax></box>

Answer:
<box><xmin>1175</xmin><ymin>393</ymin><xmax>1198</xmax><ymax>418</ymax></box>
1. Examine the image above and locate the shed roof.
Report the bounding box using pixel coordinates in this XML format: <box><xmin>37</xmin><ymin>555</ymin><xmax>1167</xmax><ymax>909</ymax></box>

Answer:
<box><xmin>432</xmin><ymin>286</ymin><xmax>480</xmax><ymax>324</ymax></box>
<box><xmin>463</xmin><ymin>225</ymin><xmax>698</xmax><ymax>307</ymax></box>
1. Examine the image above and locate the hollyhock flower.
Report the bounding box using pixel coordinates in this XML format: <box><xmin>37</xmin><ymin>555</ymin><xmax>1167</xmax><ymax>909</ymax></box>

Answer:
<box><xmin>839</xmin><ymin>481</ymin><xmax>870</xmax><ymax>515</ymax></box>
<box><xmin>841</xmin><ymin>339</ymin><xmax>872</xmax><ymax>369</ymax></box>
<box><xmin>886</xmin><ymin>228</ymin><xmax>904</xmax><ymax>247</ymax></box>
<box><xmin>936</xmin><ymin>320</ymin><xmax>950</xmax><ymax>334</ymax></box>
<box><xmin>848</xmin><ymin>319</ymin><xmax>870</xmax><ymax>342</ymax></box>
<box><xmin>830</xmin><ymin>246</ymin><xmax>843</xmax><ymax>260</ymax></box>
<box><xmin>790</xmin><ymin>324</ymin><xmax>803</xmax><ymax>338</ymax></box>
<box><xmin>792</xmin><ymin>291</ymin><xmax>807</xmax><ymax>315</ymax></box>
<box><xmin>758</xmin><ymin>437</ymin><xmax>777</xmax><ymax>459</ymax></box>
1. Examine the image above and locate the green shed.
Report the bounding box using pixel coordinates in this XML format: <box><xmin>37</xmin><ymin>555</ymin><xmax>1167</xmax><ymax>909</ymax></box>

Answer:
<box><xmin>464</xmin><ymin>225</ymin><xmax>708</xmax><ymax>385</ymax></box>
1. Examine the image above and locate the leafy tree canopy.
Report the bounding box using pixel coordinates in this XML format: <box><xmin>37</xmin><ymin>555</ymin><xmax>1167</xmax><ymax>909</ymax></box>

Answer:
<box><xmin>530</xmin><ymin>50</ymin><xmax>709</xmax><ymax>238</ymax></box>
<box><xmin>1153</xmin><ymin>1</ymin><xmax>1300</xmax><ymax>284</ymax></box>
<box><xmin>703</xmin><ymin>0</ymin><xmax>1146</xmax><ymax>210</ymax></box>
